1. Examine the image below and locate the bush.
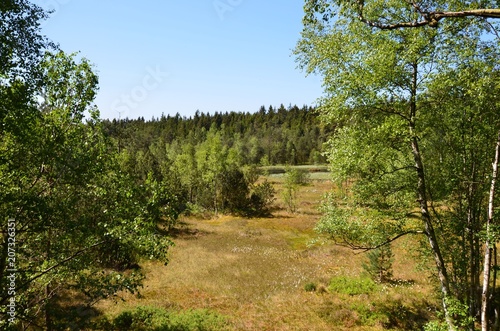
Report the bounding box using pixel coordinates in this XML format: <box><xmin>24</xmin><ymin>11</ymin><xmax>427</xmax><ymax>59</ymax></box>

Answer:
<box><xmin>248</xmin><ymin>180</ymin><xmax>276</xmax><ymax>216</ymax></box>
<box><xmin>328</xmin><ymin>275</ymin><xmax>377</xmax><ymax>296</ymax></box>
<box><xmin>220</xmin><ymin>168</ymin><xmax>250</xmax><ymax>213</ymax></box>
<box><xmin>169</xmin><ymin>309</ymin><xmax>229</xmax><ymax>331</ymax></box>
<box><xmin>423</xmin><ymin>321</ymin><xmax>449</xmax><ymax>331</ymax></box>
<box><xmin>304</xmin><ymin>282</ymin><xmax>317</xmax><ymax>292</ymax></box>
<box><xmin>285</xmin><ymin>167</ymin><xmax>310</xmax><ymax>186</ymax></box>
<box><xmin>282</xmin><ymin>166</ymin><xmax>310</xmax><ymax>213</ymax></box>
<box><xmin>107</xmin><ymin>306</ymin><xmax>230</xmax><ymax>331</ymax></box>
<box><xmin>113</xmin><ymin>310</ymin><xmax>135</xmax><ymax>329</ymax></box>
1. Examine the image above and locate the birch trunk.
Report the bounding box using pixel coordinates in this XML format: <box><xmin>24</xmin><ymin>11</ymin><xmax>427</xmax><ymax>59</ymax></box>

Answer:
<box><xmin>481</xmin><ymin>130</ymin><xmax>500</xmax><ymax>331</ymax></box>
<box><xmin>408</xmin><ymin>62</ymin><xmax>455</xmax><ymax>331</ymax></box>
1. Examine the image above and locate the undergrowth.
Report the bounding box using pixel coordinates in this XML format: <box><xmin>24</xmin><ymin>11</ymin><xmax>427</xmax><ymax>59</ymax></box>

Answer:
<box><xmin>93</xmin><ymin>306</ymin><xmax>230</xmax><ymax>331</ymax></box>
<box><xmin>328</xmin><ymin>275</ymin><xmax>377</xmax><ymax>295</ymax></box>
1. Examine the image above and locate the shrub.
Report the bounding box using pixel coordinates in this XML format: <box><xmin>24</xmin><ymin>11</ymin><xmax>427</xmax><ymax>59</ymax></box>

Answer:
<box><xmin>349</xmin><ymin>302</ymin><xmax>387</xmax><ymax>326</ymax></box>
<box><xmin>113</xmin><ymin>310</ymin><xmax>135</xmax><ymax>330</ymax></box>
<box><xmin>220</xmin><ymin>168</ymin><xmax>250</xmax><ymax>213</ymax></box>
<box><xmin>304</xmin><ymin>282</ymin><xmax>317</xmax><ymax>292</ymax></box>
<box><xmin>248</xmin><ymin>180</ymin><xmax>276</xmax><ymax>216</ymax></box>
<box><xmin>328</xmin><ymin>275</ymin><xmax>377</xmax><ymax>296</ymax></box>
<box><xmin>282</xmin><ymin>166</ymin><xmax>310</xmax><ymax>213</ymax></box>
<box><xmin>285</xmin><ymin>167</ymin><xmax>310</xmax><ymax>186</ymax></box>
<box><xmin>107</xmin><ymin>306</ymin><xmax>229</xmax><ymax>331</ymax></box>
<box><xmin>169</xmin><ymin>309</ymin><xmax>230</xmax><ymax>331</ymax></box>
<box><xmin>423</xmin><ymin>321</ymin><xmax>449</xmax><ymax>331</ymax></box>
<box><xmin>113</xmin><ymin>306</ymin><xmax>169</xmax><ymax>330</ymax></box>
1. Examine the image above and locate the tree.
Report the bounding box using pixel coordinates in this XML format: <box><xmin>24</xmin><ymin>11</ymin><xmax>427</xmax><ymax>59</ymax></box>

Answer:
<box><xmin>482</xmin><ymin>131</ymin><xmax>500</xmax><ymax>331</ymax></box>
<box><xmin>296</xmin><ymin>2</ymin><xmax>500</xmax><ymax>330</ymax></box>
<box><xmin>362</xmin><ymin>244</ymin><xmax>394</xmax><ymax>283</ymax></box>
<box><xmin>196</xmin><ymin>125</ymin><xmax>227</xmax><ymax>214</ymax></box>
<box><xmin>422</xmin><ymin>55</ymin><xmax>500</xmax><ymax>331</ymax></box>
<box><xmin>282</xmin><ymin>166</ymin><xmax>309</xmax><ymax>213</ymax></box>
<box><xmin>220</xmin><ymin>168</ymin><xmax>250</xmax><ymax>213</ymax></box>
<box><xmin>0</xmin><ymin>0</ymin><xmax>51</xmax><ymax>85</ymax></box>
<box><xmin>1</xmin><ymin>47</ymin><xmax>177</xmax><ymax>330</ymax></box>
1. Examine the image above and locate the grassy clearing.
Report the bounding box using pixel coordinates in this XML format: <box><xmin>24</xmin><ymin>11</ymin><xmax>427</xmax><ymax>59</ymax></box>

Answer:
<box><xmin>96</xmin><ymin>173</ymin><xmax>439</xmax><ymax>330</ymax></box>
<box><xmin>260</xmin><ymin>164</ymin><xmax>330</xmax><ymax>175</ymax></box>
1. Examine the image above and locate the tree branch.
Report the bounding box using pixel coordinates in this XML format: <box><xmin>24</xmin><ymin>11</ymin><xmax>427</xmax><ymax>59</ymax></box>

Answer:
<box><xmin>0</xmin><ymin>239</ymin><xmax>111</xmax><ymax>306</ymax></box>
<box><xmin>359</xmin><ymin>9</ymin><xmax>500</xmax><ymax>30</ymax></box>
<box><xmin>335</xmin><ymin>230</ymin><xmax>425</xmax><ymax>252</ymax></box>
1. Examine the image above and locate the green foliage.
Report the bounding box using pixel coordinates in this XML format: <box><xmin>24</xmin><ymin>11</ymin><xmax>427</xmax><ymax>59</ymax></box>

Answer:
<box><xmin>443</xmin><ymin>297</ymin><xmax>476</xmax><ymax>329</ymax></box>
<box><xmin>103</xmin><ymin>104</ymin><xmax>331</xmax><ymax>168</ymax></box>
<box><xmin>316</xmin><ymin>195</ymin><xmax>407</xmax><ymax>250</ymax></box>
<box><xmin>143</xmin><ymin>173</ymin><xmax>183</xmax><ymax>231</ymax></box>
<box><xmin>0</xmin><ymin>49</ymin><xmax>179</xmax><ymax>328</ymax></box>
<box><xmin>423</xmin><ymin>321</ymin><xmax>449</xmax><ymax>331</ymax></box>
<box><xmin>297</xmin><ymin>0</ymin><xmax>500</xmax><ymax>328</ymax></box>
<box><xmin>328</xmin><ymin>275</ymin><xmax>377</xmax><ymax>296</ymax></box>
<box><xmin>348</xmin><ymin>302</ymin><xmax>387</xmax><ymax>326</ymax></box>
<box><xmin>304</xmin><ymin>282</ymin><xmax>317</xmax><ymax>292</ymax></box>
<box><xmin>362</xmin><ymin>244</ymin><xmax>394</xmax><ymax>283</ymax></box>
<box><xmin>285</xmin><ymin>166</ymin><xmax>311</xmax><ymax>186</ymax></box>
<box><xmin>220</xmin><ymin>168</ymin><xmax>250</xmax><ymax>213</ymax></box>
<box><xmin>102</xmin><ymin>105</ymin><xmax>327</xmax><ymax>218</ymax></box>
<box><xmin>302</xmin><ymin>0</ymin><xmax>500</xmax><ymax>34</ymax></box>
<box><xmin>0</xmin><ymin>0</ymin><xmax>51</xmax><ymax>86</ymax></box>
<box><xmin>248</xmin><ymin>180</ymin><xmax>277</xmax><ymax>216</ymax></box>
<box><xmin>103</xmin><ymin>105</ymin><xmax>329</xmax><ymax>218</ymax></box>
<box><xmin>423</xmin><ymin>298</ymin><xmax>475</xmax><ymax>331</ymax></box>
<box><xmin>107</xmin><ymin>306</ymin><xmax>230</xmax><ymax>331</ymax></box>
<box><xmin>168</xmin><ymin>309</ymin><xmax>229</xmax><ymax>331</ymax></box>
<box><xmin>282</xmin><ymin>166</ymin><xmax>309</xmax><ymax>213</ymax></box>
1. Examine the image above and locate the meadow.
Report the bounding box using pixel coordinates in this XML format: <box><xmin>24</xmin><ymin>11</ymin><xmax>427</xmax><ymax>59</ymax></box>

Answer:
<box><xmin>96</xmin><ymin>172</ymin><xmax>440</xmax><ymax>330</ymax></box>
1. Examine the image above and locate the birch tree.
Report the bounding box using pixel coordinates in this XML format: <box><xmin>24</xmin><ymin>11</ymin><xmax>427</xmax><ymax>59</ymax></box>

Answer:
<box><xmin>1</xmin><ymin>3</ymin><xmax>177</xmax><ymax>328</ymax></box>
<box><xmin>296</xmin><ymin>2</ymin><xmax>500</xmax><ymax>329</ymax></box>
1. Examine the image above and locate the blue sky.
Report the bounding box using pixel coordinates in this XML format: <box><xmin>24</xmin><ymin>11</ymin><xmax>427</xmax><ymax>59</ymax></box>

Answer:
<box><xmin>39</xmin><ymin>1</ymin><xmax>323</xmax><ymax>120</ymax></box>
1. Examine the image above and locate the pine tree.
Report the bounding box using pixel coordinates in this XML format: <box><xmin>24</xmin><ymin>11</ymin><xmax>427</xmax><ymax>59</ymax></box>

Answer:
<box><xmin>362</xmin><ymin>244</ymin><xmax>394</xmax><ymax>283</ymax></box>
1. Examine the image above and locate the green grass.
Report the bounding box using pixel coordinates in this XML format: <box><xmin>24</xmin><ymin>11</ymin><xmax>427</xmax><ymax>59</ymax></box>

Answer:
<box><xmin>328</xmin><ymin>275</ymin><xmax>377</xmax><ymax>296</ymax></box>
<box><xmin>94</xmin><ymin>306</ymin><xmax>230</xmax><ymax>331</ymax></box>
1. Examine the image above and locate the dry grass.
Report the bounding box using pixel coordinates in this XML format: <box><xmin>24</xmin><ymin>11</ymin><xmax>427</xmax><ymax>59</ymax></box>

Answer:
<box><xmin>96</xmin><ymin>175</ymin><xmax>439</xmax><ymax>330</ymax></box>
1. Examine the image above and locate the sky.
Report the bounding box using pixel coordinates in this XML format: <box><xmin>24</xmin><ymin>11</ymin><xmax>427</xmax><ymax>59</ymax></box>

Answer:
<box><xmin>39</xmin><ymin>0</ymin><xmax>324</xmax><ymax>120</ymax></box>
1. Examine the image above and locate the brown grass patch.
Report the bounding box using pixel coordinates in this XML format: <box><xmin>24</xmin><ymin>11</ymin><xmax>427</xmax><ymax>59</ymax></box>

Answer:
<box><xmin>96</xmin><ymin>175</ymin><xmax>439</xmax><ymax>330</ymax></box>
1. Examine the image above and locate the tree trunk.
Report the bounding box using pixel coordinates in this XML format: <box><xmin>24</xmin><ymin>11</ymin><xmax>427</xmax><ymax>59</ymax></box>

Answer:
<box><xmin>494</xmin><ymin>246</ymin><xmax>499</xmax><ymax>331</ymax></box>
<box><xmin>408</xmin><ymin>62</ymin><xmax>455</xmax><ymax>330</ymax></box>
<box><xmin>468</xmin><ymin>203</ymin><xmax>480</xmax><ymax>330</ymax></box>
<box><xmin>481</xmin><ymin>130</ymin><xmax>500</xmax><ymax>331</ymax></box>
<box><xmin>412</xmin><ymin>135</ymin><xmax>455</xmax><ymax>330</ymax></box>
<box><xmin>466</xmin><ymin>160</ymin><xmax>482</xmax><ymax>329</ymax></box>
<box><xmin>213</xmin><ymin>180</ymin><xmax>218</xmax><ymax>215</ymax></box>
<box><xmin>45</xmin><ymin>226</ymin><xmax>53</xmax><ymax>331</ymax></box>
<box><xmin>45</xmin><ymin>284</ymin><xmax>53</xmax><ymax>331</ymax></box>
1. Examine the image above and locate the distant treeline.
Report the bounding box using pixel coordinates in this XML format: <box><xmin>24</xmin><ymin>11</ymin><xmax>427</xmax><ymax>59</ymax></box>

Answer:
<box><xmin>102</xmin><ymin>104</ymin><xmax>334</xmax><ymax>166</ymax></box>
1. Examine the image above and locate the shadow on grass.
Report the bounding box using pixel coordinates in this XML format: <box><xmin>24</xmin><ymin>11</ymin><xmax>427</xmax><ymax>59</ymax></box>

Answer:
<box><xmin>378</xmin><ymin>299</ymin><xmax>436</xmax><ymax>330</ymax></box>
<box><xmin>316</xmin><ymin>297</ymin><xmax>436</xmax><ymax>330</ymax></box>
<box><xmin>51</xmin><ymin>301</ymin><xmax>101</xmax><ymax>330</ymax></box>
<box><xmin>169</xmin><ymin>227</ymin><xmax>209</xmax><ymax>240</ymax></box>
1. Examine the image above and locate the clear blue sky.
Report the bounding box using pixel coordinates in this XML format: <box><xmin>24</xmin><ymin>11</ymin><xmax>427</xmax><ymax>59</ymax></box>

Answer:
<box><xmin>39</xmin><ymin>1</ymin><xmax>323</xmax><ymax>120</ymax></box>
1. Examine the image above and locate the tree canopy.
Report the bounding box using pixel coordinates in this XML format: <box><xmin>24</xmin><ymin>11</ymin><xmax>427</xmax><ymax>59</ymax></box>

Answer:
<box><xmin>303</xmin><ymin>0</ymin><xmax>500</xmax><ymax>30</ymax></box>
<box><xmin>0</xmin><ymin>2</ymin><xmax>178</xmax><ymax>329</ymax></box>
<box><xmin>296</xmin><ymin>1</ymin><xmax>500</xmax><ymax>330</ymax></box>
